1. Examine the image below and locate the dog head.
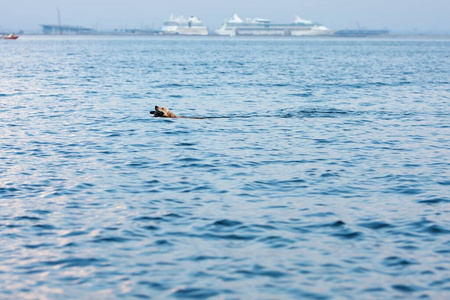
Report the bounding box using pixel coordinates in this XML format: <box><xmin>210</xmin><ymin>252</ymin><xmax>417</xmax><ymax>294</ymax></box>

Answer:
<box><xmin>150</xmin><ymin>106</ymin><xmax>177</xmax><ymax>118</ymax></box>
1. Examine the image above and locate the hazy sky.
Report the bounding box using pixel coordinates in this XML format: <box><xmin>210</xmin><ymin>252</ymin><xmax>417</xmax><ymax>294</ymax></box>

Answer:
<box><xmin>1</xmin><ymin>0</ymin><xmax>449</xmax><ymax>34</ymax></box>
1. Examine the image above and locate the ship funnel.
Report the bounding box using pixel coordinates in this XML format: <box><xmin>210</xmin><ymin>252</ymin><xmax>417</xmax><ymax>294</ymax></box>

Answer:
<box><xmin>230</xmin><ymin>14</ymin><xmax>243</xmax><ymax>23</ymax></box>
<box><xmin>295</xmin><ymin>16</ymin><xmax>312</xmax><ymax>24</ymax></box>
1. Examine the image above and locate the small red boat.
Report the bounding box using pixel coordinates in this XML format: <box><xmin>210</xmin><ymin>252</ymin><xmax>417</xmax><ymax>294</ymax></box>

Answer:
<box><xmin>3</xmin><ymin>34</ymin><xmax>19</xmax><ymax>40</ymax></box>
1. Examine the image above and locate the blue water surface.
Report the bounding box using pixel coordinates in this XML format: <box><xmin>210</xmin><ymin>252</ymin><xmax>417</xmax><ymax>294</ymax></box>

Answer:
<box><xmin>1</xmin><ymin>36</ymin><xmax>450</xmax><ymax>299</ymax></box>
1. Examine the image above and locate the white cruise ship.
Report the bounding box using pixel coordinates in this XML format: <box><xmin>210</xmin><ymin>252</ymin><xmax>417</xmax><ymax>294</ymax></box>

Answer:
<box><xmin>161</xmin><ymin>14</ymin><xmax>208</xmax><ymax>35</ymax></box>
<box><xmin>216</xmin><ymin>14</ymin><xmax>334</xmax><ymax>37</ymax></box>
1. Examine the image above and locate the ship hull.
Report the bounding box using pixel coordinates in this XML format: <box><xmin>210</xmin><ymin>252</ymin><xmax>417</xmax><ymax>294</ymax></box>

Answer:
<box><xmin>161</xmin><ymin>26</ymin><xmax>208</xmax><ymax>36</ymax></box>
<box><xmin>217</xmin><ymin>26</ymin><xmax>334</xmax><ymax>37</ymax></box>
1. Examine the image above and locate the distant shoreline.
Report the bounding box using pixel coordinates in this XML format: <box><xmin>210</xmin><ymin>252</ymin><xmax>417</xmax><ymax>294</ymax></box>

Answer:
<box><xmin>10</xmin><ymin>33</ymin><xmax>450</xmax><ymax>39</ymax></box>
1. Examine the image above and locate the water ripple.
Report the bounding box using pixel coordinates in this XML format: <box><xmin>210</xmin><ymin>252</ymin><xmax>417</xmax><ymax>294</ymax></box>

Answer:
<box><xmin>1</xmin><ymin>36</ymin><xmax>449</xmax><ymax>300</ymax></box>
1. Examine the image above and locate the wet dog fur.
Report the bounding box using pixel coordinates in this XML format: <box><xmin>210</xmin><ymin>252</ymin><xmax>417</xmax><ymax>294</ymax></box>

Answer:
<box><xmin>150</xmin><ymin>106</ymin><xmax>203</xmax><ymax>119</ymax></box>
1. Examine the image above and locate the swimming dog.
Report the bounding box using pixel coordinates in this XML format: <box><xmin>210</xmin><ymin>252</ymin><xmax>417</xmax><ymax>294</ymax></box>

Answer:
<box><xmin>150</xmin><ymin>106</ymin><xmax>203</xmax><ymax>119</ymax></box>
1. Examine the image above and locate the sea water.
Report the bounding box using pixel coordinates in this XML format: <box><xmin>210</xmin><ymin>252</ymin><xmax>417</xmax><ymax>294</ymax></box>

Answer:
<box><xmin>1</xmin><ymin>36</ymin><xmax>450</xmax><ymax>299</ymax></box>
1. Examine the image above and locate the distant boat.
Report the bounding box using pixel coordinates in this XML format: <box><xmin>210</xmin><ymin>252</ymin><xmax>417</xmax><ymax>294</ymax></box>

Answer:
<box><xmin>40</xmin><ymin>24</ymin><xmax>95</xmax><ymax>35</ymax></box>
<box><xmin>3</xmin><ymin>33</ymin><xmax>19</xmax><ymax>39</ymax></box>
<box><xmin>161</xmin><ymin>14</ymin><xmax>208</xmax><ymax>35</ymax></box>
<box><xmin>215</xmin><ymin>14</ymin><xmax>334</xmax><ymax>36</ymax></box>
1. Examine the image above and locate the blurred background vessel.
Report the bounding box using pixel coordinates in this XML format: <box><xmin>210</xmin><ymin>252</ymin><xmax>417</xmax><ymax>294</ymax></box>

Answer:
<box><xmin>215</xmin><ymin>14</ymin><xmax>334</xmax><ymax>36</ymax></box>
<box><xmin>161</xmin><ymin>14</ymin><xmax>208</xmax><ymax>35</ymax></box>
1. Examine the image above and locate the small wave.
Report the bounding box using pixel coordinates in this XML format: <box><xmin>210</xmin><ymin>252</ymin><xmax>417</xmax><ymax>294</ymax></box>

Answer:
<box><xmin>437</xmin><ymin>181</ymin><xmax>450</xmax><ymax>186</ymax></box>
<box><xmin>41</xmin><ymin>257</ymin><xmax>107</xmax><ymax>268</ymax></box>
<box><xmin>127</xmin><ymin>161</ymin><xmax>150</xmax><ymax>168</ymax></box>
<box><xmin>304</xmin><ymin>212</ymin><xmax>337</xmax><ymax>218</ymax></box>
<box><xmin>91</xmin><ymin>236</ymin><xmax>131</xmax><ymax>243</ymax></box>
<box><xmin>142</xmin><ymin>225</ymin><xmax>160</xmax><ymax>231</ymax></box>
<box><xmin>358</xmin><ymin>221</ymin><xmax>392</xmax><ymax>230</ymax></box>
<box><xmin>177</xmin><ymin>255</ymin><xmax>230</xmax><ymax>262</ymax></box>
<box><xmin>32</xmin><ymin>224</ymin><xmax>56</xmax><ymax>230</ymax></box>
<box><xmin>382</xmin><ymin>256</ymin><xmax>418</xmax><ymax>268</ymax></box>
<box><xmin>423</xmin><ymin>225</ymin><xmax>450</xmax><ymax>235</ymax></box>
<box><xmin>332</xmin><ymin>231</ymin><xmax>363</xmax><ymax>240</ymax></box>
<box><xmin>153</xmin><ymin>83</ymin><xmax>189</xmax><ymax>88</ymax></box>
<box><xmin>13</xmin><ymin>216</ymin><xmax>42</xmax><ymax>222</ymax></box>
<box><xmin>306</xmin><ymin>220</ymin><xmax>346</xmax><ymax>229</ymax></box>
<box><xmin>386</xmin><ymin>185</ymin><xmax>424</xmax><ymax>195</ymax></box>
<box><xmin>23</xmin><ymin>243</ymin><xmax>54</xmax><ymax>249</ymax></box>
<box><xmin>289</xmin><ymin>92</ymin><xmax>314</xmax><ymax>97</ymax></box>
<box><xmin>396</xmin><ymin>219</ymin><xmax>450</xmax><ymax>237</ymax></box>
<box><xmin>211</xmin><ymin>219</ymin><xmax>243</xmax><ymax>227</ymax></box>
<box><xmin>257</xmin><ymin>236</ymin><xmax>296</xmax><ymax>248</ymax></box>
<box><xmin>0</xmin><ymin>92</ymin><xmax>23</xmax><ymax>97</ymax></box>
<box><xmin>28</xmin><ymin>209</ymin><xmax>52</xmax><ymax>215</ymax></box>
<box><xmin>202</xmin><ymin>233</ymin><xmax>256</xmax><ymax>241</ymax></box>
<box><xmin>62</xmin><ymin>230</ymin><xmax>90</xmax><ymax>237</ymax></box>
<box><xmin>234</xmin><ymin>264</ymin><xmax>290</xmax><ymax>279</ymax></box>
<box><xmin>418</xmin><ymin>197</ymin><xmax>450</xmax><ymax>204</ymax></box>
<box><xmin>235</xmin><ymin>268</ymin><xmax>289</xmax><ymax>279</ymax></box>
<box><xmin>153</xmin><ymin>239</ymin><xmax>172</xmax><ymax>246</ymax></box>
<box><xmin>244</xmin><ymin>178</ymin><xmax>307</xmax><ymax>192</ymax></box>
<box><xmin>169</xmin><ymin>287</ymin><xmax>222</xmax><ymax>299</ymax></box>
<box><xmin>391</xmin><ymin>284</ymin><xmax>423</xmax><ymax>293</ymax></box>
<box><xmin>135</xmin><ymin>213</ymin><xmax>183</xmax><ymax>222</ymax></box>
<box><xmin>0</xmin><ymin>187</ymin><xmax>20</xmax><ymax>198</ymax></box>
<box><xmin>138</xmin><ymin>281</ymin><xmax>167</xmax><ymax>291</ymax></box>
<box><xmin>280</xmin><ymin>107</ymin><xmax>358</xmax><ymax>119</ymax></box>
